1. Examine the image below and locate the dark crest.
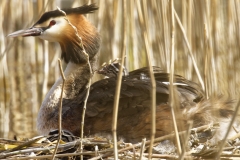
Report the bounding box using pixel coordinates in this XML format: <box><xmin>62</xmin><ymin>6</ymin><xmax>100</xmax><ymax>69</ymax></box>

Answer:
<box><xmin>34</xmin><ymin>4</ymin><xmax>98</xmax><ymax>25</ymax></box>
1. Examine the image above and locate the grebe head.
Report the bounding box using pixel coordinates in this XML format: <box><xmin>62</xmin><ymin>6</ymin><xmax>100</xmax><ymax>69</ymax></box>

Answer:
<box><xmin>8</xmin><ymin>4</ymin><xmax>100</xmax><ymax>64</ymax></box>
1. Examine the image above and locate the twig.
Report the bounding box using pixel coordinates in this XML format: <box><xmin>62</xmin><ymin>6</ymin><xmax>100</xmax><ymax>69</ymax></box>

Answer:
<box><xmin>2</xmin><ymin>122</ymin><xmax>220</xmax><ymax>159</ymax></box>
<box><xmin>204</xmin><ymin>23</ymin><xmax>209</xmax><ymax>98</ymax></box>
<box><xmin>174</xmin><ymin>9</ymin><xmax>205</xmax><ymax>91</ymax></box>
<box><xmin>90</xmin><ymin>123</ymin><xmax>220</xmax><ymax>159</ymax></box>
<box><xmin>6</xmin><ymin>152</ymin><xmax>97</xmax><ymax>160</ymax></box>
<box><xmin>7</xmin><ymin>150</ymin><xmax>240</xmax><ymax>160</ymax></box>
<box><xmin>179</xmin><ymin>121</ymin><xmax>193</xmax><ymax>160</ymax></box>
<box><xmin>229</xmin><ymin>131</ymin><xmax>240</xmax><ymax>141</ymax></box>
<box><xmin>215</xmin><ymin>100</ymin><xmax>240</xmax><ymax>159</ymax></box>
<box><xmin>0</xmin><ymin>138</ymin><xmax>111</xmax><ymax>159</ymax></box>
<box><xmin>190</xmin><ymin>123</ymin><xmax>219</xmax><ymax>133</ymax></box>
<box><xmin>139</xmin><ymin>138</ymin><xmax>146</xmax><ymax>160</ymax></box>
<box><xmin>170</xmin><ymin>0</ymin><xmax>182</xmax><ymax>155</ymax></box>
<box><xmin>5</xmin><ymin>148</ymin><xmax>109</xmax><ymax>160</ymax></box>
<box><xmin>94</xmin><ymin>145</ymin><xmax>98</xmax><ymax>157</ymax></box>
<box><xmin>122</xmin><ymin>152</ymin><xmax>180</xmax><ymax>159</ymax></box>
<box><xmin>51</xmin><ymin>59</ymin><xmax>66</xmax><ymax>160</ymax></box>
<box><xmin>56</xmin><ymin>7</ymin><xmax>92</xmax><ymax>73</ymax></box>
<box><xmin>2</xmin><ymin>136</ymin><xmax>44</xmax><ymax>153</ymax></box>
<box><xmin>56</xmin><ymin>7</ymin><xmax>94</xmax><ymax>160</ymax></box>
<box><xmin>136</xmin><ymin>1</ymin><xmax>156</xmax><ymax>158</ymax></box>
<box><xmin>112</xmin><ymin>1</ymin><xmax>127</xmax><ymax>159</ymax></box>
<box><xmin>0</xmin><ymin>138</ymin><xmax>25</xmax><ymax>145</ymax></box>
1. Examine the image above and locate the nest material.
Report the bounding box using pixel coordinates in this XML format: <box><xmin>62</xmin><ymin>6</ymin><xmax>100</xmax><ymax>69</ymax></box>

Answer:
<box><xmin>1</xmin><ymin>124</ymin><xmax>240</xmax><ymax>160</ymax></box>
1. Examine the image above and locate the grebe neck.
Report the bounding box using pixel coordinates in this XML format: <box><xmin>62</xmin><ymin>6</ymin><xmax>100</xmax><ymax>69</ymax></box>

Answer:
<box><xmin>37</xmin><ymin>58</ymin><xmax>96</xmax><ymax>135</ymax></box>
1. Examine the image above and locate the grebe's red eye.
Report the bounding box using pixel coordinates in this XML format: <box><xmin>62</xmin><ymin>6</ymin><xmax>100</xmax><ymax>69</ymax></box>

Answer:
<box><xmin>49</xmin><ymin>20</ymin><xmax>56</xmax><ymax>27</ymax></box>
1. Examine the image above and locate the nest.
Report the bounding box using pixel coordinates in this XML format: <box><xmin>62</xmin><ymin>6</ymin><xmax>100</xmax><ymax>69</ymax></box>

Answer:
<box><xmin>1</xmin><ymin>123</ymin><xmax>240</xmax><ymax>160</ymax></box>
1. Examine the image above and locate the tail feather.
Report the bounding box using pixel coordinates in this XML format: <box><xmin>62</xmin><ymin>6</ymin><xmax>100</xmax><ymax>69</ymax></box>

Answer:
<box><xmin>182</xmin><ymin>96</ymin><xmax>238</xmax><ymax>143</ymax></box>
<box><xmin>182</xmin><ymin>97</ymin><xmax>233</xmax><ymax>125</ymax></box>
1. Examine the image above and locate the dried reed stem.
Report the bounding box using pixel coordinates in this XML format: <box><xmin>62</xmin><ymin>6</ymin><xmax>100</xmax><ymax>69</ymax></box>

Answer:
<box><xmin>42</xmin><ymin>41</ymin><xmax>49</xmax><ymax>107</ymax></box>
<box><xmin>174</xmin><ymin>10</ymin><xmax>205</xmax><ymax>91</ymax></box>
<box><xmin>56</xmin><ymin>7</ymin><xmax>93</xmax><ymax>160</ymax></box>
<box><xmin>2</xmin><ymin>136</ymin><xmax>44</xmax><ymax>153</ymax></box>
<box><xmin>145</xmin><ymin>37</ymin><xmax>156</xmax><ymax>159</ymax></box>
<box><xmin>94</xmin><ymin>145</ymin><xmax>98</xmax><ymax>157</ymax></box>
<box><xmin>204</xmin><ymin>23</ymin><xmax>209</xmax><ymax>98</ymax></box>
<box><xmin>51</xmin><ymin>59</ymin><xmax>65</xmax><ymax>160</ymax></box>
<box><xmin>90</xmin><ymin>123</ymin><xmax>220</xmax><ymax>160</ymax></box>
<box><xmin>0</xmin><ymin>39</ymin><xmax>16</xmax><ymax>61</ymax></box>
<box><xmin>215</xmin><ymin>100</ymin><xmax>240</xmax><ymax>159</ymax></box>
<box><xmin>1</xmin><ymin>123</ymin><xmax>220</xmax><ymax>159</ymax></box>
<box><xmin>112</xmin><ymin>1</ymin><xmax>127</xmax><ymax>159</ymax></box>
<box><xmin>6</xmin><ymin>153</ymin><xmax>92</xmax><ymax>160</ymax></box>
<box><xmin>229</xmin><ymin>131</ymin><xmax>240</xmax><ymax>141</ymax></box>
<box><xmin>139</xmin><ymin>138</ymin><xmax>146</xmax><ymax>160</ymax></box>
<box><xmin>136</xmin><ymin>1</ymin><xmax>156</xmax><ymax>158</ymax></box>
<box><xmin>2</xmin><ymin>141</ymin><xmax>106</xmax><ymax>160</ymax></box>
<box><xmin>169</xmin><ymin>0</ymin><xmax>182</xmax><ymax>155</ymax></box>
<box><xmin>179</xmin><ymin>121</ymin><xmax>193</xmax><ymax>160</ymax></box>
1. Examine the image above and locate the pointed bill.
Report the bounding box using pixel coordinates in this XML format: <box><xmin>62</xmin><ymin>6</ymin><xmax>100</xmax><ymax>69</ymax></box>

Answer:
<box><xmin>8</xmin><ymin>27</ymin><xmax>43</xmax><ymax>37</ymax></box>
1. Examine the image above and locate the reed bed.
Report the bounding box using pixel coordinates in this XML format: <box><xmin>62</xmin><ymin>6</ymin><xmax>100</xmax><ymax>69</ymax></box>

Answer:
<box><xmin>0</xmin><ymin>0</ymin><xmax>240</xmax><ymax>159</ymax></box>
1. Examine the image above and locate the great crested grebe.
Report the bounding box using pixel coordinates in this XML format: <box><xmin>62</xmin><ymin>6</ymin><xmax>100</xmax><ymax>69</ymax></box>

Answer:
<box><xmin>8</xmin><ymin>4</ymin><xmax>238</xmax><ymax>143</ymax></box>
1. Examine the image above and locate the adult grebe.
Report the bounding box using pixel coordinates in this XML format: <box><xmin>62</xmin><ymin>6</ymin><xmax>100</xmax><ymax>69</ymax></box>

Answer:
<box><xmin>8</xmin><ymin>4</ymin><xmax>237</xmax><ymax>143</ymax></box>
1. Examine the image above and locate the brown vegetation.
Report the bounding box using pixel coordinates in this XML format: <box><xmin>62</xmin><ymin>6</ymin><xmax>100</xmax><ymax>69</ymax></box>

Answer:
<box><xmin>0</xmin><ymin>0</ymin><xmax>240</xmax><ymax>159</ymax></box>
